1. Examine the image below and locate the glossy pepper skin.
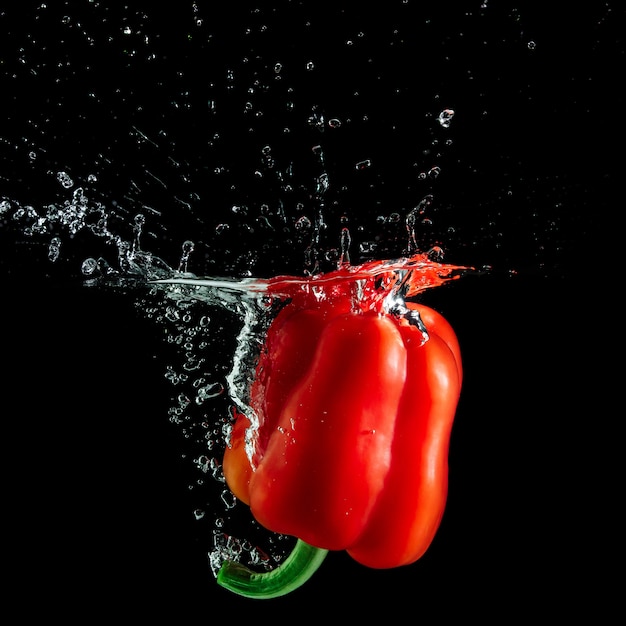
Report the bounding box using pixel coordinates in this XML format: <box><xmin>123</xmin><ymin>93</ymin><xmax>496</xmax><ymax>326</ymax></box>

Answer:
<box><xmin>222</xmin><ymin>259</ymin><xmax>463</xmax><ymax>571</ymax></box>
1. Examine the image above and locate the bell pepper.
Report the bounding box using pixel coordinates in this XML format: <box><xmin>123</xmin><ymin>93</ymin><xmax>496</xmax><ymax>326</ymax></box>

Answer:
<box><xmin>218</xmin><ymin>255</ymin><xmax>464</xmax><ymax>598</ymax></box>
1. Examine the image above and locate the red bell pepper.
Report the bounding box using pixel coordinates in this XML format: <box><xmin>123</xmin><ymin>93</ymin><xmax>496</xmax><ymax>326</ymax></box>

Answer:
<box><xmin>218</xmin><ymin>255</ymin><xmax>464</xmax><ymax>598</ymax></box>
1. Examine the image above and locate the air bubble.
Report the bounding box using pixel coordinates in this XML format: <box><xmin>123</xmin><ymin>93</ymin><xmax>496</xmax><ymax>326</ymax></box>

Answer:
<box><xmin>221</xmin><ymin>490</ymin><xmax>237</xmax><ymax>509</ymax></box>
<box><xmin>195</xmin><ymin>382</ymin><xmax>225</xmax><ymax>405</ymax></box>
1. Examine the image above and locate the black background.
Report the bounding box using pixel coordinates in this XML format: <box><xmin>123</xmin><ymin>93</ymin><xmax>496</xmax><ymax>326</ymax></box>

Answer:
<box><xmin>2</xmin><ymin>1</ymin><xmax>621</xmax><ymax>621</ymax></box>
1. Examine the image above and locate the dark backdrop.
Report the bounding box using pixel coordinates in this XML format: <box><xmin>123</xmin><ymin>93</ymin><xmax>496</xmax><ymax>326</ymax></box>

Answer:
<box><xmin>2</xmin><ymin>2</ymin><xmax>620</xmax><ymax>621</ymax></box>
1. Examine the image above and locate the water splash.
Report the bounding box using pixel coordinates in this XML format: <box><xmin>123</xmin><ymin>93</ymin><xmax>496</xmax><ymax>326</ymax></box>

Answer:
<box><xmin>178</xmin><ymin>240</ymin><xmax>195</xmax><ymax>273</ymax></box>
<box><xmin>0</xmin><ymin>2</ymin><xmax>478</xmax><ymax>580</ymax></box>
<box><xmin>338</xmin><ymin>227</ymin><xmax>351</xmax><ymax>268</ymax></box>
<box><xmin>406</xmin><ymin>195</ymin><xmax>434</xmax><ymax>255</ymax></box>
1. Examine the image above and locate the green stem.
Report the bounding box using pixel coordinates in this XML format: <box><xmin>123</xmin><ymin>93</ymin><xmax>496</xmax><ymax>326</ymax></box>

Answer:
<box><xmin>217</xmin><ymin>539</ymin><xmax>328</xmax><ymax>599</ymax></box>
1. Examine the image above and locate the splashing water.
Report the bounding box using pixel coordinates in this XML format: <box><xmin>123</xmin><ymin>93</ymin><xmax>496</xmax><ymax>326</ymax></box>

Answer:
<box><xmin>155</xmin><ymin>253</ymin><xmax>471</xmax><ymax>401</ymax></box>
<box><xmin>1</xmin><ymin>109</ymin><xmax>472</xmax><ymax>578</ymax></box>
<box><xmin>0</xmin><ymin>2</ymin><xmax>489</xmax><ymax>581</ymax></box>
<box><xmin>145</xmin><ymin>250</ymin><xmax>474</xmax><ymax>572</ymax></box>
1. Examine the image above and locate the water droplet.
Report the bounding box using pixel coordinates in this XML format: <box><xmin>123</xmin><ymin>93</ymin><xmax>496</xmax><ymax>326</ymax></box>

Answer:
<box><xmin>338</xmin><ymin>227</ymin><xmax>351</xmax><ymax>267</ymax></box>
<box><xmin>0</xmin><ymin>200</ymin><xmax>12</xmax><ymax>216</ymax></box>
<box><xmin>437</xmin><ymin>109</ymin><xmax>455</xmax><ymax>128</ymax></box>
<box><xmin>427</xmin><ymin>246</ymin><xmax>445</xmax><ymax>262</ymax></box>
<box><xmin>178</xmin><ymin>240</ymin><xmax>195</xmax><ymax>273</ymax></box>
<box><xmin>48</xmin><ymin>236</ymin><xmax>62</xmax><ymax>262</ymax></box>
<box><xmin>295</xmin><ymin>216</ymin><xmax>311</xmax><ymax>231</ymax></box>
<box><xmin>195</xmin><ymin>382</ymin><xmax>225</xmax><ymax>405</ymax></box>
<box><xmin>80</xmin><ymin>257</ymin><xmax>98</xmax><ymax>276</ymax></box>
<box><xmin>56</xmin><ymin>171</ymin><xmax>74</xmax><ymax>188</ymax></box>
<box><xmin>221</xmin><ymin>489</ymin><xmax>237</xmax><ymax>509</ymax></box>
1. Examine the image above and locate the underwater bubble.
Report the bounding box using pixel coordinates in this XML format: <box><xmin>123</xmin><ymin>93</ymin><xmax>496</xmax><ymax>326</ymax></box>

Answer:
<box><xmin>195</xmin><ymin>382</ymin><xmax>225</xmax><ymax>405</ymax></box>
<box><xmin>177</xmin><ymin>393</ymin><xmax>191</xmax><ymax>409</ymax></box>
<box><xmin>248</xmin><ymin>546</ymin><xmax>271</xmax><ymax>567</ymax></box>
<box><xmin>221</xmin><ymin>489</ymin><xmax>237</xmax><ymax>509</ymax></box>
<box><xmin>195</xmin><ymin>454</ymin><xmax>211</xmax><ymax>473</ymax></box>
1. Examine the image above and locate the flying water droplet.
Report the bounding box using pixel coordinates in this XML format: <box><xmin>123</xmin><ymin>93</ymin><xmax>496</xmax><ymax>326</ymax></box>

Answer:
<box><xmin>338</xmin><ymin>227</ymin><xmax>351</xmax><ymax>267</ymax></box>
<box><xmin>81</xmin><ymin>257</ymin><xmax>99</xmax><ymax>276</ymax></box>
<box><xmin>56</xmin><ymin>171</ymin><xmax>74</xmax><ymax>189</ymax></box>
<box><xmin>178</xmin><ymin>240</ymin><xmax>195</xmax><ymax>273</ymax></box>
<box><xmin>427</xmin><ymin>246</ymin><xmax>445</xmax><ymax>262</ymax></box>
<box><xmin>48</xmin><ymin>237</ymin><xmax>62</xmax><ymax>262</ymax></box>
<box><xmin>437</xmin><ymin>109</ymin><xmax>455</xmax><ymax>128</ymax></box>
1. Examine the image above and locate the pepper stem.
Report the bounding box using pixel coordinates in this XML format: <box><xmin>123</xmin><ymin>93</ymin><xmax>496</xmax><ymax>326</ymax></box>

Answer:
<box><xmin>217</xmin><ymin>539</ymin><xmax>328</xmax><ymax>599</ymax></box>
